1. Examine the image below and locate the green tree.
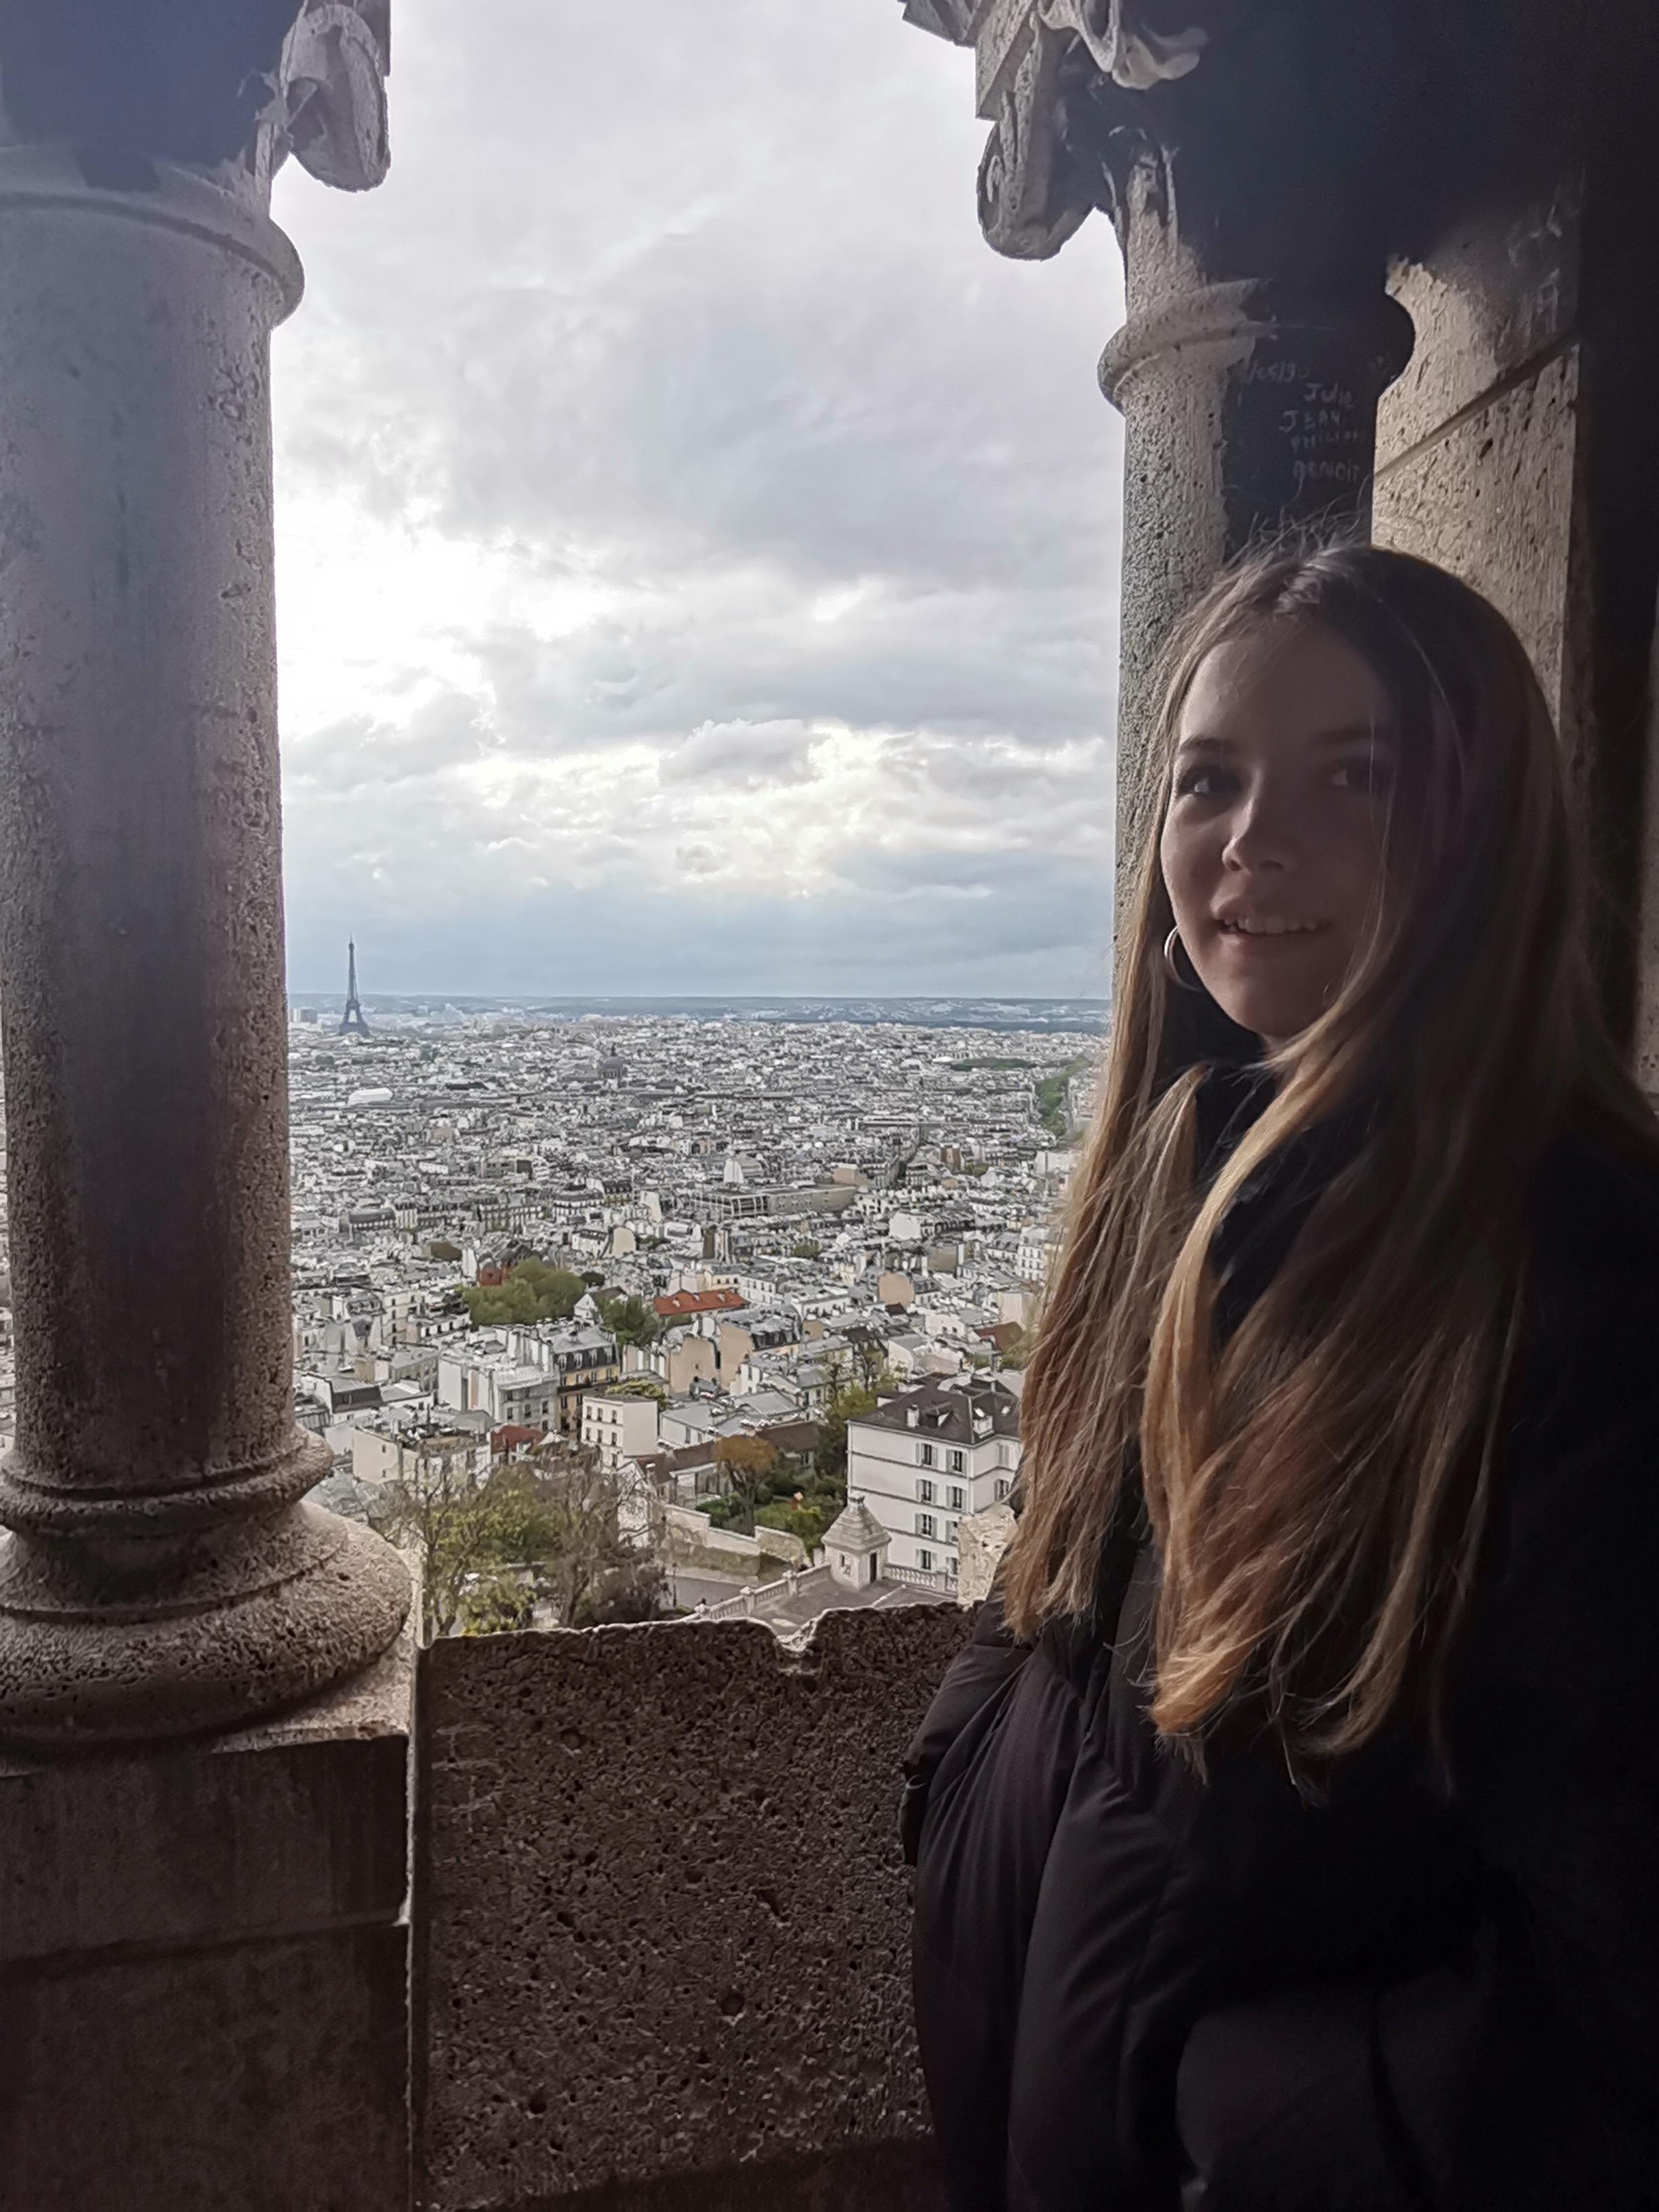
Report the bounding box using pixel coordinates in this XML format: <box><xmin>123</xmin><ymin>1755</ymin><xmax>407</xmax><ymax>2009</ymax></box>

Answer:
<box><xmin>461</xmin><ymin>1258</ymin><xmax>583</xmax><ymax>1328</ymax></box>
<box><xmin>514</xmin><ymin>1440</ymin><xmax>669</xmax><ymax>1627</ymax></box>
<box><xmin>790</xmin><ymin>1237</ymin><xmax>821</xmax><ymax>1261</ymax></box>
<box><xmin>596</xmin><ymin>1292</ymin><xmax>661</xmax><ymax>1349</ymax></box>
<box><xmin>712</xmin><ymin>1433</ymin><xmax>777</xmax><ymax>1536</ymax></box>
<box><xmin>428</xmin><ymin>1238</ymin><xmax>463</xmax><ymax>1263</ymax></box>
<box><xmin>756</xmin><ymin>1497</ymin><xmax>830</xmax><ymax>1552</ymax></box>
<box><xmin>370</xmin><ymin>1439</ymin><xmax>669</xmax><ymax>1639</ymax></box>
<box><xmin>813</xmin><ymin>1351</ymin><xmax>883</xmax><ymax>1493</ymax></box>
<box><xmin>367</xmin><ymin>1440</ymin><xmax>558</xmax><ymax>1643</ymax></box>
<box><xmin>1033</xmin><ymin>1057</ymin><xmax>1087</xmax><ymax>1139</ymax></box>
<box><xmin>609</xmin><ymin>1376</ymin><xmax>668</xmax><ymax>1408</ymax></box>
<box><xmin>459</xmin><ymin>1570</ymin><xmax>535</xmax><ymax>1635</ymax></box>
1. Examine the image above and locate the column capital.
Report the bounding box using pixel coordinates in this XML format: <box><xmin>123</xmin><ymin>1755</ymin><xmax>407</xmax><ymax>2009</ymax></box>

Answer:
<box><xmin>0</xmin><ymin>0</ymin><xmax>388</xmax><ymax>201</ymax></box>
<box><xmin>893</xmin><ymin>0</ymin><xmax>1447</xmax><ymax>956</ymax></box>
<box><xmin>248</xmin><ymin>0</ymin><xmax>391</xmax><ymax>198</ymax></box>
<box><xmin>899</xmin><ymin>0</ymin><xmax>1467</xmax><ymax>282</ymax></box>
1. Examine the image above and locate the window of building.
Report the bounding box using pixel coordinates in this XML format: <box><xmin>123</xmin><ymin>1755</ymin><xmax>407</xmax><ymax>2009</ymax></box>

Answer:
<box><xmin>916</xmin><ymin>1512</ymin><xmax>936</xmax><ymax>1540</ymax></box>
<box><xmin>918</xmin><ymin>1478</ymin><xmax>936</xmax><ymax>1505</ymax></box>
<box><xmin>918</xmin><ymin>1441</ymin><xmax>935</xmax><ymax>1467</ymax></box>
<box><xmin>994</xmin><ymin>1477</ymin><xmax>1011</xmax><ymax>1501</ymax></box>
<box><xmin>947</xmin><ymin>1448</ymin><xmax>965</xmax><ymax>1474</ymax></box>
<box><xmin>918</xmin><ymin>1549</ymin><xmax>935</xmax><ymax>1572</ymax></box>
<box><xmin>948</xmin><ymin>1484</ymin><xmax>965</xmax><ymax>1511</ymax></box>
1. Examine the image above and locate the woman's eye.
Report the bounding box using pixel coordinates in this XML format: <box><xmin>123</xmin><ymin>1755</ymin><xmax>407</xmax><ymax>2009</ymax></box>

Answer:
<box><xmin>1330</xmin><ymin>758</ymin><xmax>1391</xmax><ymax>794</ymax></box>
<box><xmin>1174</xmin><ymin>766</ymin><xmax>1232</xmax><ymax>799</ymax></box>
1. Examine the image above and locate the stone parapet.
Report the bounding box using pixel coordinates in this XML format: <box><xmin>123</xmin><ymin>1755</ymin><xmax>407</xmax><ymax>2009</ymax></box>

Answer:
<box><xmin>415</xmin><ymin>1606</ymin><xmax>974</xmax><ymax>2211</ymax></box>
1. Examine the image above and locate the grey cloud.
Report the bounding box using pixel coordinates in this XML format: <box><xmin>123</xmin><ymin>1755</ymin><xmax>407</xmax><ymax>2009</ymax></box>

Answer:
<box><xmin>659</xmin><ymin>720</ymin><xmax>818</xmax><ymax>790</ymax></box>
<box><xmin>285</xmin><ymin>692</ymin><xmax>491</xmax><ymax>794</ymax></box>
<box><xmin>272</xmin><ymin>0</ymin><xmax>1126</xmax><ymax>995</ymax></box>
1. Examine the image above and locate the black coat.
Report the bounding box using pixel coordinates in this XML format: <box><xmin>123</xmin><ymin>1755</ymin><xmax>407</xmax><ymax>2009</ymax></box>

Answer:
<box><xmin>904</xmin><ymin>1085</ymin><xmax>1659</xmax><ymax>2211</ymax></box>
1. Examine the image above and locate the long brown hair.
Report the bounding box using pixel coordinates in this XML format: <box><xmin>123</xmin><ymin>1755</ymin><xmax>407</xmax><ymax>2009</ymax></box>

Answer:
<box><xmin>1004</xmin><ymin>544</ymin><xmax>1657</xmax><ymax>1759</ymax></box>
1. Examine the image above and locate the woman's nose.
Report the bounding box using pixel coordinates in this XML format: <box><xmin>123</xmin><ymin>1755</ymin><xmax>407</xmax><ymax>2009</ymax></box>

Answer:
<box><xmin>1223</xmin><ymin>799</ymin><xmax>1295</xmax><ymax>872</ymax></box>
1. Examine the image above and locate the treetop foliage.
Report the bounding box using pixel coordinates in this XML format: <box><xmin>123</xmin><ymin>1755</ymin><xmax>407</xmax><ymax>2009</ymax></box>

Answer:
<box><xmin>461</xmin><ymin>1257</ymin><xmax>583</xmax><ymax>1328</ymax></box>
<box><xmin>369</xmin><ymin>1434</ymin><xmax>666</xmax><ymax>1639</ymax></box>
<box><xmin>594</xmin><ymin>1292</ymin><xmax>660</xmax><ymax>1349</ymax></box>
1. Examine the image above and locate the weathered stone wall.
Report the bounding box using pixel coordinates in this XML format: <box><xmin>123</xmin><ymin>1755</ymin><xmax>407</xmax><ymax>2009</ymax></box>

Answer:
<box><xmin>1372</xmin><ymin>183</ymin><xmax>1580</xmax><ymax>716</ymax></box>
<box><xmin>415</xmin><ymin>1605</ymin><xmax>975</xmax><ymax>2212</ymax></box>
<box><xmin>1372</xmin><ymin>5</ymin><xmax>1659</xmax><ymax>1069</ymax></box>
<box><xmin>663</xmin><ymin>1501</ymin><xmax>806</xmax><ymax>1577</ymax></box>
<box><xmin>955</xmin><ymin>1502</ymin><xmax>1016</xmax><ymax>1607</ymax></box>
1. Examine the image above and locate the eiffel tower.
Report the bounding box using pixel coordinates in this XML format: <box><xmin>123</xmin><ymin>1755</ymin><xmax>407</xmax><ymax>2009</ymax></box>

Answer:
<box><xmin>338</xmin><ymin>940</ymin><xmax>371</xmax><ymax>1036</ymax></box>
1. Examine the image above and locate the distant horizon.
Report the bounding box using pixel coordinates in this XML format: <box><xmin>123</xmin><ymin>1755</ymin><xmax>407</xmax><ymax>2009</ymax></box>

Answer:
<box><xmin>285</xmin><ymin>989</ymin><xmax>1111</xmax><ymax>1033</ymax></box>
<box><xmin>288</xmin><ymin>990</ymin><xmax>1111</xmax><ymax>1004</ymax></box>
<box><xmin>287</xmin><ymin>995</ymin><xmax>1119</xmax><ymax>1012</ymax></box>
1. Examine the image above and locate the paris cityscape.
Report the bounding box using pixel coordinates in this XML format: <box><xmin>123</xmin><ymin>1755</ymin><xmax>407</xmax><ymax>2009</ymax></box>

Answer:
<box><xmin>0</xmin><ymin>964</ymin><xmax>1100</xmax><ymax>1641</ymax></box>
<box><xmin>0</xmin><ymin>962</ymin><xmax>1076</xmax><ymax>1639</ymax></box>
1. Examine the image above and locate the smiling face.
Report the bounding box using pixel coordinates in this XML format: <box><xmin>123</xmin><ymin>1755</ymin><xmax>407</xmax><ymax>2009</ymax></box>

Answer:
<box><xmin>1159</xmin><ymin>618</ymin><xmax>1397</xmax><ymax>1048</ymax></box>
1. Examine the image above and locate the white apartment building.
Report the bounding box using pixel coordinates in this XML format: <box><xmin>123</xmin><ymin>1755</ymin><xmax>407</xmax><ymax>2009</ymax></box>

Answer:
<box><xmin>845</xmin><ymin>1374</ymin><xmax>1021</xmax><ymax>1579</ymax></box>
<box><xmin>1015</xmin><ymin>1225</ymin><xmax>1059</xmax><ymax>1284</ymax></box>
<box><xmin>580</xmin><ymin>1389</ymin><xmax>661</xmax><ymax>1473</ymax></box>
<box><xmin>350</xmin><ymin>1422</ymin><xmax>490</xmax><ymax>1492</ymax></box>
<box><xmin>434</xmin><ymin>1353</ymin><xmax>560</xmax><ymax>1430</ymax></box>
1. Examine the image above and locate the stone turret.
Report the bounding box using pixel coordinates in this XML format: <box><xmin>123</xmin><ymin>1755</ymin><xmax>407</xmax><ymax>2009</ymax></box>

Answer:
<box><xmin>823</xmin><ymin>1497</ymin><xmax>890</xmax><ymax>1590</ymax></box>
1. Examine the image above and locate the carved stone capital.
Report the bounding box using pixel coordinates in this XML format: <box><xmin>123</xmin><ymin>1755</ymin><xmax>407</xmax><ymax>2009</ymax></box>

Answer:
<box><xmin>248</xmin><ymin>1</ymin><xmax>390</xmax><ymax>197</ymax></box>
<box><xmin>1037</xmin><ymin>0</ymin><xmax>1207</xmax><ymax>93</ymax></box>
<box><xmin>0</xmin><ymin>0</ymin><xmax>390</xmax><ymax>203</ymax></box>
<box><xmin>899</xmin><ymin>0</ymin><xmax>1457</xmax><ymax>285</ymax></box>
<box><xmin>901</xmin><ymin>1</ymin><xmax>1214</xmax><ymax>261</ymax></box>
<box><xmin>975</xmin><ymin>13</ymin><xmax>1093</xmax><ymax>259</ymax></box>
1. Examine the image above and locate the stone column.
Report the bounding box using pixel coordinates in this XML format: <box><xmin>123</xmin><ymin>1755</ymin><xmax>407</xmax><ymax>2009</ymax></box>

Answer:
<box><xmin>0</xmin><ymin>0</ymin><xmax>410</xmax><ymax>1746</ymax></box>
<box><xmin>1103</xmin><ymin>278</ymin><xmax>1413</xmax><ymax>881</ymax></box>
<box><xmin>896</xmin><ymin>0</ymin><xmax>1428</xmax><ymax>909</ymax></box>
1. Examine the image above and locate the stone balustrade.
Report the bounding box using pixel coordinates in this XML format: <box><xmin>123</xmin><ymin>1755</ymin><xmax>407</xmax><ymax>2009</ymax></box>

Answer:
<box><xmin>690</xmin><ymin>1561</ymin><xmax>835</xmax><ymax>1620</ymax></box>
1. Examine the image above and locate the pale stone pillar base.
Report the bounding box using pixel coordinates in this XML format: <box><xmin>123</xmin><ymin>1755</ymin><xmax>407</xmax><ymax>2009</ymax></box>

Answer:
<box><xmin>0</xmin><ymin>1633</ymin><xmax>413</xmax><ymax>2210</ymax></box>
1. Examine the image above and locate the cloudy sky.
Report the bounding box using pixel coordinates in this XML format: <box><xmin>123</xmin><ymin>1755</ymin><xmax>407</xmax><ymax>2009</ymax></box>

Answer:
<box><xmin>270</xmin><ymin>0</ymin><xmax>1125</xmax><ymax>1000</ymax></box>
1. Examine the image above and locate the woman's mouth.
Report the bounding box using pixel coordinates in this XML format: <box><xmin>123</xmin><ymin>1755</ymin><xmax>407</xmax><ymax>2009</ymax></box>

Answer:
<box><xmin>1213</xmin><ymin>916</ymin><xmax>1331</xmax><ymax>939</ymax></box>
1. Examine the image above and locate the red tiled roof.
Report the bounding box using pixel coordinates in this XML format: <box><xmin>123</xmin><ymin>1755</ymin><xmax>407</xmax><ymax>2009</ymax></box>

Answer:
<box><xmin>651</xmin><ymin>1288</ymin><xmax>745</xmax><ymax>1319</ymax></box>
<box><xmin>490</xmin><ymin>1422</ymin><xmax>547</xmax><ymax>1454</ymax></box>
<box><xmin>975</xmin><ymin>1322</ymin><xmax>1024</xmax><ymax>1351</ymax></box>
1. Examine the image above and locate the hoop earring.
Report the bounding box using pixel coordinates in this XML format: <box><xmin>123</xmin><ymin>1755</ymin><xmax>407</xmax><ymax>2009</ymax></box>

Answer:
<box><xmin>1163</xmin><ymin>926</ymin><xmax>1203</xmax><ymax>993</ymax></box>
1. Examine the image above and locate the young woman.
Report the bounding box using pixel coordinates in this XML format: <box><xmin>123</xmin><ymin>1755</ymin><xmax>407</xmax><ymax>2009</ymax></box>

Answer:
<box><xmin>902</xmin><ymin>544</ymin><xmax>1659</xmax><ymax>2211</ymax></box>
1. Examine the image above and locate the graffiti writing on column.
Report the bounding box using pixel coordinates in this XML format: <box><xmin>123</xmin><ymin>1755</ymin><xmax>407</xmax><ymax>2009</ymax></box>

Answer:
<box><xmin>1241</xmin><ymin>357</ymin><xmax>1367</xmax><ymax>495</ymax></box>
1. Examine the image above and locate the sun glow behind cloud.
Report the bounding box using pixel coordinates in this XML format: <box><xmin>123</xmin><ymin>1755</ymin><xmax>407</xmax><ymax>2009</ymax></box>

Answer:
<box><xmin>271</xmin><ymin>0</ymin><xmax>1124</xmax><ymax>997</ymax></box>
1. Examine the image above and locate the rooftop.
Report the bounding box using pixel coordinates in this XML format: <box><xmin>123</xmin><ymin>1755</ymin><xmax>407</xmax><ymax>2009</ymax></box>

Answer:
<box><xmin>857</xmin><ymin>1373</ymin><xmax>1022</xmax><ymax>1446</ymax></box>
<box><xmin>653</xmin><ymin>1287</ymin><xmax>747</xmax><ymax>1318</ymax></box>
